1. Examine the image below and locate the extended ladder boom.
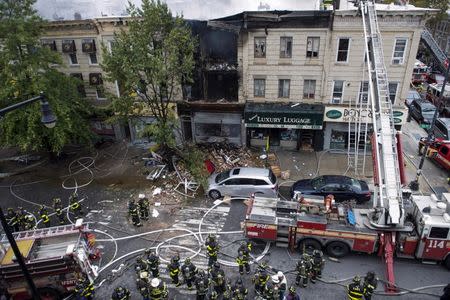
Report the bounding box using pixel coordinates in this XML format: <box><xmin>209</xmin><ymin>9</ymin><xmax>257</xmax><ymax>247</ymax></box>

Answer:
<box><xmin>361</xmin><ymin>1</ymin><xmax>404</xmax><ymax>227</ymax></box>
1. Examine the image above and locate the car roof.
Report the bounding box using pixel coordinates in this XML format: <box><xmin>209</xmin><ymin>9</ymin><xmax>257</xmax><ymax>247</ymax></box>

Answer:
<box><xmin>415</xmin><ymin>100</ymin><xmax>435</xmax><ymax>108</ymax></box>
<box><xmin>437</xmin><ymin>118</ymin><xmax>450</xmax><ymax>128</ymax></box>
<box><xmin>231</xmin><ymin>167</ymin><xmax>269</xmax><ymax>178</ymax></box>
<box><xmin>321</xmin><ymin>175</ymin><xmax>350</xmax><ymax>183</ymax></box>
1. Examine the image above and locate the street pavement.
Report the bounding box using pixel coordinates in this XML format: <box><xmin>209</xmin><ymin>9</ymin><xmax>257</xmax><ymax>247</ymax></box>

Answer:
<box><xmin>0</xmin><ymin>128</ymin><xmax>449</xmax><ymax>299</ymax></box>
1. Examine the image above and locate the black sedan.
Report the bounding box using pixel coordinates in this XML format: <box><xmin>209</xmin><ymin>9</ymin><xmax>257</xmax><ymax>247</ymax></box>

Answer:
<box><xmin>290</xmin><ymin>175</ymin><xmax>371</xmax><ymax>203</ymax></box>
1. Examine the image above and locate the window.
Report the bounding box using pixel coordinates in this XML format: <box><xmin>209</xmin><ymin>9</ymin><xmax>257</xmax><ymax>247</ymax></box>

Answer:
<box><xmin>388</xmin><ymin>83</ymin><xmax>398</xmax><ymax>104</ymax></box>
<box><xmin>332</xmin><ymin>80</ymin><xmax>344</xmax><ymax>103</ymax></box>
<box><xmin>253</xmin><ymin>179</ymin><xmax>269</xmax><ymax>186</ymax></box>
<box><xmin>392</xmin><ymin>38</ymin><xmax>407</xmax><ymax>64</ymax></box>
<box><xmin>68</xmin><ymin>53</ymin><xmax>78</xmax><ymax>65</ymax></box>
<box><xmin>306</xmin><ymin>37</ymin><xmax>320</xmax><ymax>58</ymax></box>
<box><xmin>96</xmin><ymin>86</ymin><xmax>106</xmax><ymax>99</ymax></box>
<box><xmin>254</xmin><ymin>37</ymin><xmax>266</xmax><ymax>58</ymax></box>
<box><xmin>278</xmin><ymin>79</ymin><xmax>290</xmax><ymax>98</ymax></box>
<box><xmin>358</xmin><ymin>81</ymin><xmax>369</xmax><ymax>104</ymax></box>
<box><xmin>89</xmin><ymin>53</ymin><xmax>98</xmax><ymax>64</ymax></box>
<box><xmin>440</xmin><ymin>146</ymin><xmax>449</xmax><ymax>156</ymax></box>
<box><xmin>280</xmin><ymin>37</ymin><xmax>293</xmax><ymax>58</ymax></box>
<box><xmin>336</xmin><ymin>38</ymin><xmax>350</xmax><ymax>62</ymax></box>
<box><xmin>303</xmin><ymin>80</ymin><xmax>316</xmax><ymax>99</ymax></box>
<box><xmin>429</xmin><ymin>227</ymin><xmax>449</xmax><ymax>239</ymax></box>
<box><xmin>254</xmin><ymin>78</ymin><xmax>266</xmax><ymax>97</ymax></box>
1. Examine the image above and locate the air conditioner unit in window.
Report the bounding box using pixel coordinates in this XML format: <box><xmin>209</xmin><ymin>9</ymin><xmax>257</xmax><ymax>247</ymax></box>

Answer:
<box><xmin>392</xmin><ymin>58</ymin><xmax>403</xmax><ymax>65</ymax></box>
<box><xmin>332</xmin><ymin>97</ymin><xmax>341</xmax><ymax>104</ymax></box>
<box><xmin>62</xmin><ymin>40</ymin><xmax>76</xmax><ymax>53</ymax></box>
<box><xmin>42</xmin><ymin>40</ymin><xmax>57</xmax><ymax>51</ymax></box>
<box><xmin>82</xmin><ymin>40</ymin><xmax>96</xmax><ymax>53</ymax></box>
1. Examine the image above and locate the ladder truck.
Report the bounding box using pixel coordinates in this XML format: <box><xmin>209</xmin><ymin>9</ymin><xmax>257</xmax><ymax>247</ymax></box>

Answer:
<box><xmin>0</xmin><ymin>224</ymin><xmax>99</xmax><ymax>300</ymax></box>
<box><xmin>243</xmin><ymin>0</ymin><xmax>450</xmax><ymax>292</ymax></box>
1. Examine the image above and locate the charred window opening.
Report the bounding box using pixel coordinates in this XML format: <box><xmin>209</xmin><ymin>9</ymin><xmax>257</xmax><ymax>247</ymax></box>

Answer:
<box><xmin>254</xmin><ymin>37</ymin><xmax>266</xmax><ymax>58</ymax></box>
<box><xmin>280</xmin><ymin>37</ymin><xmax>292</xmax><ymax>58</ymax></box>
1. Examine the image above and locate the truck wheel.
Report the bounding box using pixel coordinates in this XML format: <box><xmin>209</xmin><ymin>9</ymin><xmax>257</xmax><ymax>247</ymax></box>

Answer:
<box><xmin>298</xmin><ymin>239</ymin><xmax>321</xmax><ymax>254</ymax></box>
<box><xmin>444</xmin><ymin>255</ymin><xmax>450</xmax><ymax>270</ymax></box>
<box><xmin>326</xmin><ymin>241</ymin><xmax>350</xmax><ymax>258</ymax></box>
<box><xmin>38</xmin><ymin>287</ymin><xmax>60</xmax><ymax>300</ymax></box>
<box><xmin>208</xmin><ymin>190</ymin><xmax>221</xmax><ymax>200</ymax></box>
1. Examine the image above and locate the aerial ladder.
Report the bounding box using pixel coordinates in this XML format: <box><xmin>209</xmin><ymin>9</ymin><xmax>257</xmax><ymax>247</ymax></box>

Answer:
<box><xmin>360</xmin><ymin>0</ymin><xmax>411</xmax><ymax>291</ymax></box>
<box><xmin>421</xmin><ymin>29</ymin><xmax>450</xmax><ymax>74</ymax></box>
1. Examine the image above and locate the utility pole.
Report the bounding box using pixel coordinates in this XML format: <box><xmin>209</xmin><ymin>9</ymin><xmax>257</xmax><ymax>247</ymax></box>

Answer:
<box><xmin>410</xmin><ymin>59</ymin><xmax>450</xmax><ymax>191</ymax></box>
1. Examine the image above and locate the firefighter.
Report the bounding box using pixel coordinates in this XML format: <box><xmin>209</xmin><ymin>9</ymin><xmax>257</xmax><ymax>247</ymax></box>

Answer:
<box><xmin>138</xmin><ymin>194</ymin><xmax>150</xmax><ymax>221</ymax></box>
<box><xmin>145</xmin><ymin>249</ymin><xmax>160</xmax><ymax>278</ymax></box>
<box><xmin>181</xmin><ymin>257</ymin><xmax>197</xmax><ymax>290</ymax></box>
<box><xmin>205</xmin><ymin>234</ymin><xmax>219</xmax><ymax>268</ymax></box>
<box><xmin>272</xmin><ymin>273</ymin><xmax>287</xmax><ymax>300</ymax></box>
<box><xmin>23</xmin><ymin>215</ymin><xmax>36</xmax><ymax>230</ymax></box>
<box><xmin>302</xmin><ymin>253</ymin><xmax>313</xmax><ymax>284</ymax></box>
<box><xmin>136</xmin><ymin>270</ymin><xmax>150</xmax><ymax>300</ymax></box>
<box><xmin>262</xmin><ymin>281</ymin><xmax>276</xmax><ymax>300</ymax></box>
<box><xmin>136</xmin><ymin>257</ymin><xmax>150</xmax><ymax>274</ymax></box>
<box><xmin>223</xmin><ymin>279</ymin><xmax>233</xmax><ymax>300</ymax></box>
<box><xmin>253</xmin><ymin>265</ymin><xmax>270</xmax><ymax>295</ymax></box>
<box><xmin>347</xmin><ymin>276</ymin><xmax>364</xmax><ymax>300</ymax></box>
<box><xmin>362</xmin><ymin>271</ymin><xmax>377</xmax><ymax>300</ymax></box>
<box><xmin>53</xmin><ymin>197</ymin><xmax>65</xmax><ymax>225</ymax></box>
<box><xmin>128</xmin><ymin>200</ymin><xmax>142</xmax><ymax>227</ymax></box>
<box><xmin>195</xmin><ymin>270</ymin><xmax>209</xmax><ymax>300</ymax></box>
<box><xmin>311</xmin><ymin>249</ymin><xmax>325</xmax><ymax>282</ymax></box>
<box><xmin>236</xmin><ymin>243</ymin><xmax>251</xmax><ymax>275</ymax></box>
<box><xmin>232</xmin><ymin>278</ymin><xmax>248</xmax><ymax>300</ymax></box>
<box><xmin>295</xmin><ymin>259</ymin><xmax>308</xmax><ymax>288</ymax></box>
<box><xmin>74</xmin><ymin>279</ymin><xmax>86</xmax><ymax>299</ymax></box>
<box><xmin>38</xmin><ymin>205</ymin><xmax>50</xmax><ymax>228</ymax></box>
<box><xmin>208</xmin><ymin>290</ymin><xmax>219</xmax><ymax>300</ymax></box>
<box><xmin>167</xmin><ymin>254</ymin><xmax>181</xmax><ymax>286</ymax></box>
<box><xmin>70</xmin><ymin>192</ymin><xmax>83</xmax><ymax>218</ymax></box>
<box><xmin>149</xmin><ymin>278</ymin><xmax>168</xmax><ymax>300</ymax></box>
<box><xmin>5</xmin><ymin>208</ymin><xmax>19</xmax><ymax>232</ymax></box>
<box><xmin>111</xmin><ymin>286</ymin><xmax>131</xmax><ymax>300</ymax></box>
<box><xmin>210</xmin><ymin>262</ymin><xmax>226</xmax><ymax>293</ymax></box>
<box><xmin>284</xmin><ymin>286</ymin><xmax>301</xmax><ymax>300</ymax></box>
<box><xmin>238</xmin><ymin>241</ymin><xmax>251</xmax><ymax>258</ymax></box>
<box><xmin>16</xmin><ymin>207</ymin><xmax>27</xmax><ymax>230</ymax></box>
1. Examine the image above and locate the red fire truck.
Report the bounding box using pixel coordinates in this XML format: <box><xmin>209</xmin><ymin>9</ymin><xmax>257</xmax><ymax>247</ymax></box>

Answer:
<box><xmin>244</xmin><ymin>193</ymin><xmax>450</xmax><ymax>269</ymax></box>
<box><xmin>0</xmin><ymin>223</ymin><xmax>99</xmax><ymax>300</ymax></box>
<box><xmin>419</xmin><ymin>137</ymin><xmax>450</xmax><ymax>171</ymax></box>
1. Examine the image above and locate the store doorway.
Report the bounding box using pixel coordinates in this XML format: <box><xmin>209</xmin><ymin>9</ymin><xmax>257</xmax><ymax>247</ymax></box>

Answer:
<box><xmin>269</xmin><ymin>129</ymin><xmax>280</xmax><ymax>146</ymax></box>
<box><xmin>299</xmin><ymin>130</ymin><xmax>314</xmax><ymax>151</ymax></box>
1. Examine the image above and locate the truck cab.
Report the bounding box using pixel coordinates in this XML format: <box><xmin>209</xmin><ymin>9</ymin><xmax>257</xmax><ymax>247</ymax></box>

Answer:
<box><xmin>426</xmin><ymin>83</ymin><xmax>450</xmax><ymax>114</ymax></box>
<box><xmin>419</xmin><ymin>138</ymin><xmax>450</xmax><ymax>171</ymax></box>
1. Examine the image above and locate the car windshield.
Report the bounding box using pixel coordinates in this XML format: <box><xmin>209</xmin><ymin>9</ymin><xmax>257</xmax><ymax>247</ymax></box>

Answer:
<box><xmin>215</xmin><ymin>170</ymin><xmax>230</xmax><ymax>183</ymax></box>
<box><xmin>407</xmin><ymin>91</ymin><xmax>420</xmax><ymax>100</ymax></box>
<box><xmin>422</xmin><ymin>106</ymin><xmax>436</xmax><ymax>112</ymax></box>
<box><xmin>269</xmin><ymin>169</ymin><xmax>277</xmax><ymax>184</ymax></box>
<box><xmin>311</xmin><ymin>176</ymin><xmax>326</xmax><ymax>189</ymax></box>
<box><xmin>349</xmin><ymin>178</ymin><xmax>361</xmax><ymax>191</ymax></box>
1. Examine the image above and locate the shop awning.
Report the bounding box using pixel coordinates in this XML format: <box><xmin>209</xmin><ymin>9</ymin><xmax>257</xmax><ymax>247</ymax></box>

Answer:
<box><xmin>244</xmin><ymin>102</ymin><xmax>324</xmax><ymax>129</ymax></box>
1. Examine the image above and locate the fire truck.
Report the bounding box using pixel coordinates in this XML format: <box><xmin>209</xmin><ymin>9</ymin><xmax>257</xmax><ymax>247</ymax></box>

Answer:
<box><xmin>411</xmin><ymin>60</ymin><xmax>430</xmax><ymax>85</ymax></box>
<box><xmin>244</xmin><ymin>0</ymin><xmax>450</xmax><ymax>292</ymax></box>
<box><xmin>0</xmin><ymin>223</ymin><xmax>99</xmax><ymax>300</ymax></box>
<box><xmin>419</xmin><ymin>137</ymin><xmax>450</xmax><ymax>171</ymax></box>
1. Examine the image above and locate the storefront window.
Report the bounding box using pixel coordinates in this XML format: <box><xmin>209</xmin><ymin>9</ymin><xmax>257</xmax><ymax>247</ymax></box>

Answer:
<box><xmin>330</xmin><ymin>130</ymin><xmax>371</xmax><ymax>151</ymax></box>
<box><xmin>330</xmin><ymin>131</ymin><xmax>346</xmax><ymax>150</ymax></box>
<box><xmin>195</xmin><ymin>123</ymin><xmax>240</xmax><ymax>139</ymax></box>
<box><xmin>250</xmin><ymin>129</ymin><xmax>268</xmax><ymax>139</ymax></box>
<box><xmin>280</xmin><ymin>129</ymin><xmax>298</xmax><ymax>141</ymax></box>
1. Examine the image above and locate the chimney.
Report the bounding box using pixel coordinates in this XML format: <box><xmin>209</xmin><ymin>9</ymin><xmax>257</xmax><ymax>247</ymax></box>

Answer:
<box><xmin>74</xmin><ymin>12</ymin><xmax>82</xmax><ymax>20</ymax></box>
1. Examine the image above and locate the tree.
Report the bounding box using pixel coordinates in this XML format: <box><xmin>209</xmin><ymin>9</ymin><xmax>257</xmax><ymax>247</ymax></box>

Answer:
<box><xmin>0</xmin><ymin>0</ymin><xmax>93</xmax><ymax>155</ymax></box>
<box><xmin>101</xmin><ymin>0</ymin><xmax>196</xmax><ymax>149</ymax></box>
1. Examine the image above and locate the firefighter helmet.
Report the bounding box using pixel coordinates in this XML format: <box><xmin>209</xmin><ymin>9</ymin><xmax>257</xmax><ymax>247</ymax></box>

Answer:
<box><xmin>151</xmin><ymin>278</ymin><xmax>160</xmax><ymax>288</ymax></box>
<box><xmin>289</xmin><ymin>286</ymin><xmax>296</xmax><ymax>294</ymax></box>
<box><xmin>353</xmin><ymin>275</ymin><xmax>361</xmax><ymax>283</ymax></box>
<box><xmin>184</xmin><ymin>257</ymin><xmax>191</xmax><ymax>264</ymax></box>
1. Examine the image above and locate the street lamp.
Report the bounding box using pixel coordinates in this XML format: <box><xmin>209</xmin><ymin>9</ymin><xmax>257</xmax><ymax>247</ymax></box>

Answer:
<box><xmin>409</xmin><ymin>58</ymin><xmax>450</xmax><ymax>191</ymax></box>
<box><xmin>0</xmin><ymin>92</ymin><xmax>57</xmax><ymax>300</ymax></box>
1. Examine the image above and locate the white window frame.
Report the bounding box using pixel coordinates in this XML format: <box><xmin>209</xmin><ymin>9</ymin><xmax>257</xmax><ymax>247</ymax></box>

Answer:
<box><xmin>388</xmin><ymin>82</ymin><xmax>398</xmax><ymax>104</ymax></box>
<box><xmin>306</xmin><ymin>37</ymin><xmax>320</xmax><ymax>58</ymax></box>
<box><xmin>331</xmin><ymin>80</ymin><xmax>345</xmax><ymax>104</ymax></box>
<box><xmin>391</xmin><ymin>38</ymin><xmax>408</xmax><ymax>65</ymax></box>
<box><xmin>88</xmin><ymin>52</ymin><xmax>98</xmax><ymax>65</ymax></box>
<box><xmin>278</xmin><ymin>79</ymin><xmax>290</xmax><ymax>98</ymax></box>
<box><xmin>280</xmin><ymin>36</ymin><xmax>293</xmax><ymax>58</ymax></box>
<box><xmin>68</xmin><ymin>53</ymin><xmax>78</xmax><ymax>65</ymax></box>
<box><xmin>96</xmin><ymin>86</ymin><xmax>107</xmax><ymax>100</ymax></box>
<box><xmin>254</xmin><ymin>78</ymin><xmax>266</xmax><ymax>97</ymax></box>
<box><xmin>336</xmin><ymin>38</ymin><xmax>351</xmax><ymax>63</ymax></box>
<box><xmin>303</xmin><ymin>79</ymin><xmax>316</xmax><ymax>99</ymax></box>
<box><xmin>358</xmin><ymin>81</ymin><xmax>369</xmax><ymax>104</ymax></box>
<box><xmin>254</xmin><ymin>37</ymin><xmax>266</xmax><ymax>58</ymax></box>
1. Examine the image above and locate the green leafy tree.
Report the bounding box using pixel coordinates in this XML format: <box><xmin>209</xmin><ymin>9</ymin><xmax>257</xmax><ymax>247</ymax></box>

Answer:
<box><xmin>0</xmin><ymin>0</ymin><xmax>93</xmax><ymax>155</ymax></box>
<box><xmin>101</xmin><ymin>0</ymin><xmax>196</xmax><ymax>150</ymax></box>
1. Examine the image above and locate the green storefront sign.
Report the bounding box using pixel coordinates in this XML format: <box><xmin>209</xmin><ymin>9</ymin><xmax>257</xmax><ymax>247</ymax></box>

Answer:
<box><xmin>326</xmin><ymin>110</ymin><xmax>342</xmax><ymax>119</ymax></box>
<box><xmin>244</xmin><ymin>104</ymin><xmax>323</xmax><ymax>129</ymax></box>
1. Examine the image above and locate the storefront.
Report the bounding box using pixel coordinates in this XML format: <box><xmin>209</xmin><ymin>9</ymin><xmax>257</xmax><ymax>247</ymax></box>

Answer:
<box><xmin>244</xmin><ymin>102</ymin><xmax>324</xmax><ymax>151</ymax></box>
<box><xmin>323</xmin><ymin>106</ymin><xmax>408</xmax><ymax>152</ymax></box>
<box><xmin>177</xmin><ymin>103</ymin><xmax>245</xmax><ymax>146</ymax></box>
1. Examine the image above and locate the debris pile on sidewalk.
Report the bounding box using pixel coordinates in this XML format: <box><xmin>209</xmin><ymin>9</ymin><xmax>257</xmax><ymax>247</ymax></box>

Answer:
<box><xmin>198</xmin><ymin>143</ymin><xmax>264</xmax><ymax>173</ymax></box>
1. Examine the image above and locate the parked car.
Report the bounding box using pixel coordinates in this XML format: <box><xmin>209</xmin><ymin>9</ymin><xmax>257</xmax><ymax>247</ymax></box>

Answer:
<box><xmin>290</xmin><ymin>175</ymin><xmax>371</xmax><ymax>203</ymax></box>
<box><xmin>409</xmin><ymin>99</ymin><xmax>436</xmax><ymax>125</ymax></box>
<box><xmin>431</xmin><ymin>118</ymin><xmax>450</xmax><ymax>140</ymax></box>
<box><xmin>206</xmin><ymin>167</ymin><xmax>278</xmax><ymax>199</ymax></box>
<box><xmin>405</xmin><ymin>90</ymin><xmax>422</xmax><ymax>107</ymax></box>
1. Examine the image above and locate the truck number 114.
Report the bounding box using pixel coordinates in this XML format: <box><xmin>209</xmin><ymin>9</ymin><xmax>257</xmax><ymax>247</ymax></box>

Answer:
<box><xmin>427</xmin><ymin>240</ymin><xmax>445</xmax><ymax>249</ymax></box>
